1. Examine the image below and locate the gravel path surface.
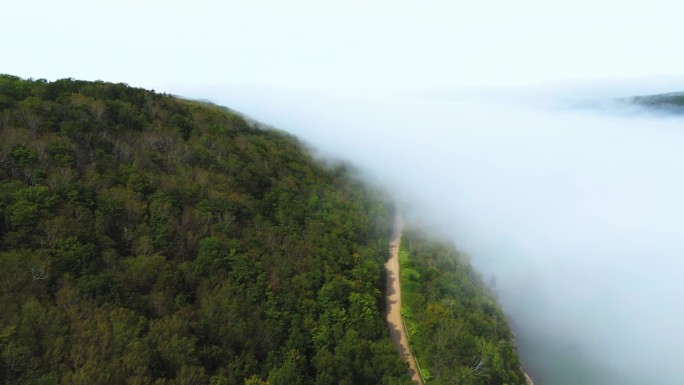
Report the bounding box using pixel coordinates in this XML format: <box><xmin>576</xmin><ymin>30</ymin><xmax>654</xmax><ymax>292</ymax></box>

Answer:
<box><xmin>385</xmin><ymin>215</ymin><xmax>424</xmax><ymax>385</ymax></box>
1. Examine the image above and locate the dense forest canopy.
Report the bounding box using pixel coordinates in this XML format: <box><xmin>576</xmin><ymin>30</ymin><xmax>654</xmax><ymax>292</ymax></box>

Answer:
<box><xmin>0</xmin><ymin>75</ymin><xmax>526</xmax><ymax>385</ymax></box>
<box><xmin>0</xmin><ymin>74</ymin><xmax>412</xmax><ymax>385</ymax></box>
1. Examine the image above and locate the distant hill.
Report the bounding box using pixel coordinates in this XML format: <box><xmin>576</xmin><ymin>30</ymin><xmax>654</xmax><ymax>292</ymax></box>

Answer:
<box><xmin>627</xmin><ymin>92</ymin><xmax>684</xmax><ymax>113</ymax></box>
<box><xmin>0</xmin><ymin>75</ymin><xmax>525</xmax><ymax>385</ymax></box>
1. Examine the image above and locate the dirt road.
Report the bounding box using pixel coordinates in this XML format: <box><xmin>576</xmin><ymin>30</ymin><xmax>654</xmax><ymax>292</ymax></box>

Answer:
<box><xmin>385</xmin><ymin>215</ymin><xmax>424</xmax><ymax>385</ymax></box>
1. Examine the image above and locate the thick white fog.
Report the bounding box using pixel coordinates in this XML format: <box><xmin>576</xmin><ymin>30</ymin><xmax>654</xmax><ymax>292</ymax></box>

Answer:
<box><xmin>181</xmin><ymin>85</ymin><xmax>684</xmax><ymax>385</ymax></box>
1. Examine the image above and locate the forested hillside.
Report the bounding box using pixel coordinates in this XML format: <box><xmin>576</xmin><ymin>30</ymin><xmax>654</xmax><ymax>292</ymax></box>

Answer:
<box><xmin>399</xmin><ymin>230</ymin><xmax>526</xmax><ymax>385</ymax></box>
<box><xmin>629</xmin><ymin>92</ymin><xmax>684</xmax><ymax>112</ymax></box>
<box><xmin>0</xmin><ymin>75</ymin><xmax>529</xmax><ymax>385</ymax></box>
<box><xmin>0</xmin><ymin>75</ymin><xmax>413</xmax><ymax>385</ymax></box>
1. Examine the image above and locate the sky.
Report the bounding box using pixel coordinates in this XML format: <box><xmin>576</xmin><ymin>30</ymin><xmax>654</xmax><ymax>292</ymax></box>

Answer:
<box><xmin>5</xmin><ymin>1</ymin><xmax>684</xmax><ymax>384</ymax></box>
<box><xmin>3</xmin><ymin>0</ymin><xmax>684</xmax><ymax>90</ymax></box>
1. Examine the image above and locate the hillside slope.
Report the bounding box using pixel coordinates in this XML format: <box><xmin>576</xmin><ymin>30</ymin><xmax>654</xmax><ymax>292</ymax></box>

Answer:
<box><xmin>628</xmin><ymin>92</ymin><xmax>684</xmax><ymax>113</ymax></box>
<box><xmin>0</xmin><ymin>75</ymin><xmax>412</xmax><ymax>385</ymax></box>
<box><xmin>0</xmin><ymin>75</ymin><xmax>527</xmax><ymax>385</ymax></box>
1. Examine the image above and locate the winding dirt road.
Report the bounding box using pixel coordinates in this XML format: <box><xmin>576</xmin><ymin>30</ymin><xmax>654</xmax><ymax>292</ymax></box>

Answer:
<box><xmin>385</xmin><ymin>215</ymin><xmax>424</xmax><ymax>385</ymax></box>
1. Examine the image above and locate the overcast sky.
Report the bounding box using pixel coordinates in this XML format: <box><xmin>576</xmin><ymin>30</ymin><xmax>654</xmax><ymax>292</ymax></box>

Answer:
<box><xmin>3</xmin><ymin>0</ymin><xmax>684</xmax><ymax>90</ymax></box>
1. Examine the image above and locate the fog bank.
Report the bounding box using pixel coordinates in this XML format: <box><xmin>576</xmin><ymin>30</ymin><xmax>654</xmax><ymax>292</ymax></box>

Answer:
<box><xmin>183</xmin><ymin>84</ymin><xmax>684</xmax><ymax>385</ymax></box>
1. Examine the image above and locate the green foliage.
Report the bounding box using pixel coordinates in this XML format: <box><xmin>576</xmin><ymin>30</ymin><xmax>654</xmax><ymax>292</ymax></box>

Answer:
<box><xmin>0</xmin><ymin>75</ymin><xmax>409</xmax><ymax>385</ymax></box>
<box><xmin>0</xmin><ymin>74</ymin><xmax>526</xmax><ymax>385</ymax></box>
<box><xmin>10</xmin><ymin>145</ymin><xmax>37</xmax><ymax>166</ymax></box>
<box><xmin>399</xmin><ymin>231</ymin><xmax>526</xmax><ymax>385</ymax></box>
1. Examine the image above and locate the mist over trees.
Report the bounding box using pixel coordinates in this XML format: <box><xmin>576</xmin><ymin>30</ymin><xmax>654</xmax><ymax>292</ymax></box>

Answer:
<box><xmin>199</xmin><ymin>84</ymin><xmax>684</xmax><ymax>385</ymax></box>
